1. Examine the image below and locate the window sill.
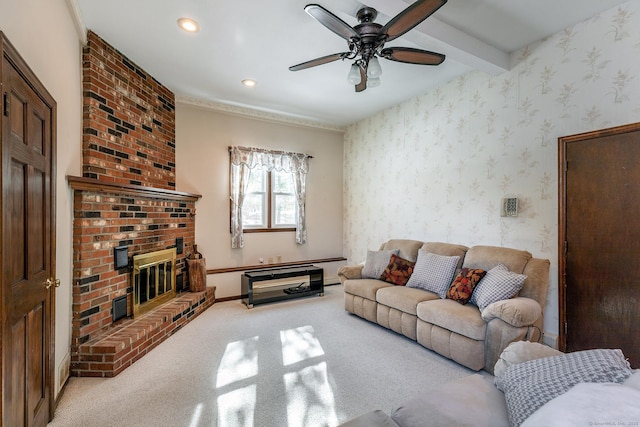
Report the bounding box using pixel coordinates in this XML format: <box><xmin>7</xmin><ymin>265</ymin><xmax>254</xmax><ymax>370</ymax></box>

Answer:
<box><xmin>243</xmin><ymin>227</ymin><xmax>295</xmax><ymax>233</ymax></box>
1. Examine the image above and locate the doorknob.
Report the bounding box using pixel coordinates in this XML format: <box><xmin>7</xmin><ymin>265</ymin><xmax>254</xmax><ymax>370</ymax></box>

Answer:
<box><xmin>45</xmin><ymin>278</ymin><xmax>61</xmax><ymax>289</ymax></box>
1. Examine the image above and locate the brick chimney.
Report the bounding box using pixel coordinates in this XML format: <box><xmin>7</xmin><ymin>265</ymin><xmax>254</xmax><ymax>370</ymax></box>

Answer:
<box><xmin>69</xmin><ymin>31</ymin><xmax>207</xmax><ymax>376</ymax></box>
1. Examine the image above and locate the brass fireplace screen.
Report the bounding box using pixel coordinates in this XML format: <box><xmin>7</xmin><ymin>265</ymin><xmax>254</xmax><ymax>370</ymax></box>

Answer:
<box><xmin>132</xmin><ymin>248</ymin><xmax>176</xmax><ymax>317</ymax></box>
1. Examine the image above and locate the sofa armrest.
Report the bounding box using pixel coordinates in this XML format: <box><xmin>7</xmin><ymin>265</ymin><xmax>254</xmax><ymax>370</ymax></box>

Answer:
<box><xmin>337</xmin><ymin>265</ymin><xmax>364</xmax><ymax>283</ymax></box>
<box><xmin>481</xmin><ymin>297</ymin><xmax>542</xmax><ymax>327</ymax></box>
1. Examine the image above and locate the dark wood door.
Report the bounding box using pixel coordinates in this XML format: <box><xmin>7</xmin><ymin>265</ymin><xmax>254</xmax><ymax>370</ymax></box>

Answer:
<box><xmin>559</xmin><ymin>123</ymin><xmax>640</xmax><ymax>368</ymax></box>
<box><xmin>1</xmin><ymin>33</ymin><xmax>57</xmax><ymax>426</ymax></box>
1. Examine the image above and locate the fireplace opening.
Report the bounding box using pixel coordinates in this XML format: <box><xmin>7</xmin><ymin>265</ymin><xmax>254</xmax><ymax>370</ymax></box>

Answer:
<box><xmin>132</xmin><ymin>248</ymin><xmax>177</xmax><ymax>317</ymax></box>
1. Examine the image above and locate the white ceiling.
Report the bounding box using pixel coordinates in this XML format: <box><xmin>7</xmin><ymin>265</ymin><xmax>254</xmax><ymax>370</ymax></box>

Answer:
<box><xmin>74</xmin><ymin>0</ymin><xmax>628</xmax><ymax>129</ymax></box>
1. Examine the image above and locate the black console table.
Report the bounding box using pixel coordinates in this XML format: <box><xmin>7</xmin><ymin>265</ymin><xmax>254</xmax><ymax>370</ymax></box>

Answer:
<box><xmin>241</xmin><ymin>265</ymin><xmax>324</xmax><ymax>308</ymax></box>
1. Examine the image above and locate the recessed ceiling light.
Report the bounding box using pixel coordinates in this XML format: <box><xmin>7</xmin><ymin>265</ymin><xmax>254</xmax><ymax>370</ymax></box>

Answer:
<box><xmin>242</xmin><ymin>79</ymin><xmax>257</xmax><ymax>88</ymax></box>
<box><xmin>177</xmin><ymin>18</ymin><xmax>199</xmax><ymax>33</ymax></box>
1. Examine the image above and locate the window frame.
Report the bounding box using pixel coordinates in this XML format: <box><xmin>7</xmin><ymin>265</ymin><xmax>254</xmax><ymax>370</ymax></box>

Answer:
<box><xmin>242</xmin><ymin>169</ymin><xmax>296</xmax><ymax>233</ymax></box>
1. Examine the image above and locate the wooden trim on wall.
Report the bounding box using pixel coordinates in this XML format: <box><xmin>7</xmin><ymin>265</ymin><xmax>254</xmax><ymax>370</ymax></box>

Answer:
<box><xmin>207</xmin><ymin>257</ymin><xmax>347</xmax><ymax>274</ymax></box>
<box><xmin>67</xmin><ymin>176</ymin><xmax>202</xmax><ymax>201</ymax></box>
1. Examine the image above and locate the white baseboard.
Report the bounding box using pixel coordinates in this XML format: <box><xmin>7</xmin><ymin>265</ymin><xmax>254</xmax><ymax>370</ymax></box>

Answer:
<box><xmin>542</xmin><ymin>332</ymin><xmax>558</xmax><ymax>349</ymax></box>
<box><xmin>57</xmin><ymin>352</ymin><xmax>71</xmax><ymax>397</ymax></box>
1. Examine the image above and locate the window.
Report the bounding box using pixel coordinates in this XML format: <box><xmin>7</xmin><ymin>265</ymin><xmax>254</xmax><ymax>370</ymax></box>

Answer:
<box><xmin>229</xmin><ymin>146</ymin><xmax>310</xmax><ymax>248</ymax></box>
<box><xmin>242</xmin><ymin>168</ymin><xmax>297</xmax><ymax>230</ymax></box>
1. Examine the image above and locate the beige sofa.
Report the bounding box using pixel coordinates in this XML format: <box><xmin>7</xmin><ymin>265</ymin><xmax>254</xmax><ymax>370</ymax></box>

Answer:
<box><xmin>338</xmin><ymin>239</ymin><xmax>550</xmax><ymax>373</ymax></box>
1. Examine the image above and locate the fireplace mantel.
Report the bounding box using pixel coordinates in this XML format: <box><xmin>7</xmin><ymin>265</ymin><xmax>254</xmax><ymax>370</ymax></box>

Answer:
<box><xmin>67</xmin><ymin>176</ymin><xmax>201</xmax><ymax>202</ymax></box>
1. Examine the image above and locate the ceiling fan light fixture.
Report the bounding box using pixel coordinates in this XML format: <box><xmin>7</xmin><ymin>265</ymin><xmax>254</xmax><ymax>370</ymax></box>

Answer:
<box><xmin>347</xmin><ymin>63</ymin><xmax>361</xmax><ymax>85</ymax></box>
<box><xmin>177</xmin><ymin>18</ymin><xmax>199</xmax><ymax>33</ymax></box>
<box><xmin>368</xmin><ymin>76</ymin><xmax>381</xmax><ymax>88</ymax></box>
<box><xmin>367</xmin><ymin>57</ymin><xmax>382</xmax><ymax>78</ymax></box>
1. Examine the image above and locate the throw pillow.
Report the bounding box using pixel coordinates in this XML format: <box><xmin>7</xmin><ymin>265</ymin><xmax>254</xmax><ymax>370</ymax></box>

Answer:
<box><xmin>405</xmin><ymin>251</ymin><xmax>460</xmax><ymax>298</ymax></box>
<box><xmin>446</xmin><ymin>268</ymin><xmax>486</xmax><ymax>304</ymax></box>
<box><xmin>497</xmin><ymin>349</ymin><xmax>632</xmax><ymax>427</ymax></box>
<box><xmin>470</xmin><ymin>264</ymin><xmax>527</xmax><ymax>310</ymax></box>
<box><xmin>361</xmin><ymin>249</ymin><xmax>399</xmax><ymax>279</ymax></box>
<box><xmin>379</xmin><ymin>254</ymin><xmax>415</xmax><ymax>286</ymax></box>
<box><xmin>521</xmin><ymin>382</ymin><xmax>640</xmax><ymax>427</ymax></box>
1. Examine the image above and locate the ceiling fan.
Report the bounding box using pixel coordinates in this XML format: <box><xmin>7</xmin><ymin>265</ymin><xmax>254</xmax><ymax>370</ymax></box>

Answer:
<box><xmin>289</xmin><ymin>0</ymin><xmax>447</xmax><ymax>92</ymax></box>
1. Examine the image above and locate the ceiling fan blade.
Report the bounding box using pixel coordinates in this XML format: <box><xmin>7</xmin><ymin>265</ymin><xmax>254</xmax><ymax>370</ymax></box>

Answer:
<box><xmin>305</xmin><ymin>4</ymin><xmax>360</xmax><ymax>41</ymax></box>
<box><xmin>379</xmin><ymin>0</ymin><xmax>447</xmax><ymax>43</ymax></box>
<box><xmin>380</xmin><ymin>47</ymin><xmax>445</xmax><ymax>65</ymax></box>
<box><xmin>355</xmin><ymin>66</ymin><xmax>367</xmax><ymax>92</ymax></box>
<box><xmin>289</xmin><ymin>52</ymin><xmax>350</xmax><ymax>71</ymax></box>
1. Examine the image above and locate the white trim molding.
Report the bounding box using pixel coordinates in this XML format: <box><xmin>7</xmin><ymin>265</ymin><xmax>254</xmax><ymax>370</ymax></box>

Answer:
<box><xmin>65</xmin><ymin>0</ymin><xmax>87</xmax><ymax>44</ymax></box>
<box><xmin>176</xmin><ymin>96</ymin><xmax>346</xmax><ymax>133</ymax></box>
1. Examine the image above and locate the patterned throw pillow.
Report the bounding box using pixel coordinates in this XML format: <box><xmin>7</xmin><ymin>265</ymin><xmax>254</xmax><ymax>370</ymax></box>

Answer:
<box><xmin>470</xmin><ymin>264</ymin><xmax>527</xmax><ymax>310</ymax></box>
<box><xmin>497</xmin><ymin>349</ymin><xmax>632</xmax><ymax>427</ymax></box>
<box><xmin>446</xmin><ymin>268</ymin><xmax>487</xmax><ymax>304</ymax></box>
<box><xmin>362</xmin><ymin>249</ymin><xmax>399</xmax><ymax>279</ymax></box>
<box><xmin>379</xmin><ymin>254</ymin><xmax>415</xmax><ymax>286</ymax></box>
<box><xmin>405</xmin><ymin>251</ymin><xmax>460</xmax><ymax>298</ymax></box>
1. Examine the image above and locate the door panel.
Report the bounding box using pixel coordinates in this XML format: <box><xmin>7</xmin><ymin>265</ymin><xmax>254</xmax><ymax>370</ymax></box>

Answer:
<box><xmin>2</xmin><ymin>32</ymin><xmax>56</xmax><ymax>427</ymax></box>
<box><xmin>560</xmin><ymin>123</ymin><xmax>640</xmax><ymax>368</ymax></box>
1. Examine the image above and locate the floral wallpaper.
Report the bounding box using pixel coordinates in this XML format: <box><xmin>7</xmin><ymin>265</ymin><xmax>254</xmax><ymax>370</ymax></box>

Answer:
<box><xmin>343</xmin><ymin>1</ymin><xmax>640</xmax><ymax>337</ymax></box>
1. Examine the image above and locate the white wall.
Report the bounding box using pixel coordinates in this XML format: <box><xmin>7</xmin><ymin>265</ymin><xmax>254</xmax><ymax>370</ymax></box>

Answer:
<box><xmin>343</xmin><ymin>1</ymin><xmax>640</xmax><ymax>339</ymax></box>
<box><xmin>176</xmin><ymin>103</ymin><xmax>345</xmax><ymax>298</ymax></box>
<box><xmin>0</xmin><ymin>0</ymin><xmax>83</xmax><ymax>397</ymax></box>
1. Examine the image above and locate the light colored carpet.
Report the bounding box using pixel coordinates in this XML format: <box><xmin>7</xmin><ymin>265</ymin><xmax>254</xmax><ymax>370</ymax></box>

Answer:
<box><xmin>49</xmin><ymin>285</ymin><xmax>474</xmax><ymax>427</ymax></box>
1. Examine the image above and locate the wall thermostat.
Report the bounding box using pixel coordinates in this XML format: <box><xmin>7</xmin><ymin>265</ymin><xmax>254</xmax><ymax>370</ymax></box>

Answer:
<box><xmin>501</xmin><ymin>197</ymin><xmax>519</xmax><ymax>217</ymax></box>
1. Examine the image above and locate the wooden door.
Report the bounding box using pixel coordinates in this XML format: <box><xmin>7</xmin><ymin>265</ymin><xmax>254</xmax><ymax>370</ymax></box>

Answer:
<box><xmin>1</xmin><ymin>33</ymin><xmax>57</xmax><ymax>426</ymax></box>
<box><xmin>559</xmin><ymin>122</ymin><xmax>640</xmax><ymax>368</ymax></box>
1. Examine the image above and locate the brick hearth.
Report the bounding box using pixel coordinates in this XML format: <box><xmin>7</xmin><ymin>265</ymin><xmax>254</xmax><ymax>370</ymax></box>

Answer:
<box><xmin>74</xmin><ymin>288</ymin><xmax>215</xmax><ymax>378</ymax></box>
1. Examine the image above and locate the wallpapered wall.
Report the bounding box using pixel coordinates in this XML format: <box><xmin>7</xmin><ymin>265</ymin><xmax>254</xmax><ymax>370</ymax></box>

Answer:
<box><xmin>343</xmin><ymin>1</ymin><xmax>640</xmax><ymax>337</ymax></box>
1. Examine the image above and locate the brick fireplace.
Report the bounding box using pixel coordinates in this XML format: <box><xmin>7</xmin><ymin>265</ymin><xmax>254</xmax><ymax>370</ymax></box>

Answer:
<box><xmin>69</xmin><ymin>31</ymin><xmax>214</xmax><ymax>377</ymax></box>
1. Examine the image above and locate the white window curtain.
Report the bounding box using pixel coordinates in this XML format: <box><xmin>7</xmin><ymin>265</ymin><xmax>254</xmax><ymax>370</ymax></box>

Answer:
<box><xmin>229</xmin><ymin>146</ymin><xmax>310</xmax><ymax>248</ymax></box>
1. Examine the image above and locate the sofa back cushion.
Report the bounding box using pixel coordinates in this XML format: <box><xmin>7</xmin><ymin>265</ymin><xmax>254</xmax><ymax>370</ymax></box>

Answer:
<box><xmin>379</xmin><ymin>239</ymin><xmax>424</xmax><ymax>262</ymax></box>
<box><xmin>462</xmin><ymin>245</ymin><xmax>531</xmax><ymax>273</ymax></box>
<box><xmin>420</xmin><ymin>242</ymin><xmax>468</xmax><ymax>271</ymax></box>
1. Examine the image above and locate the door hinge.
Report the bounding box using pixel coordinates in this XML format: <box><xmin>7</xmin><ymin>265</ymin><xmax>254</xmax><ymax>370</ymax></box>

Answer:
<box><xmin>564</xmin><ymin>321</ymin><xmax>568</xmax><ymax>335</ymax></box>
<box><xmin>564</xmin><ymin>241</ymin><xmax>568</xmax><ymax>254</ymax></box>
<box><xmin>3</xmin><ymin>92</ymin><xmax>9</xmax><ymax>117</ymax></box>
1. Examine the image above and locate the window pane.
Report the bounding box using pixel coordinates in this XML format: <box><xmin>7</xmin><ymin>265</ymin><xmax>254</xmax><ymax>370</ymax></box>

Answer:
<box><xmin>242</xmin><ymin>194</ymin><xmax>266</xmax><ymax>227</ymax></box>
<box><xmin>274</xmin><ymin>170</ymin><xmax>294</xmax><ymax>193</ymax></box>
<box><xmin>274</xmin><ymin>194</ymin><xmax>296</xmax><ymax>226</ymax></box>
<box><xmin>247</xmin><ymin>168</ymin><xmax>266</xmax><ymax>193</ymax></box>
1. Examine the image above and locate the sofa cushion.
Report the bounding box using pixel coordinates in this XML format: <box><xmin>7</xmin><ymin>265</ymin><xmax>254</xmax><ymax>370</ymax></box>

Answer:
<box><xmin>493</xmin><ymin>341</ymin><xmax>563</xmax><ymax>384</ymax></box>
<box><xmin>462</xmin><ymin>245</ymin><xmax>531</xmax><ymax>274</ymax></box>
<box><xmin>379</xmin><ymin>254</ymin><xmax>415</xmax><ymax>286</ymax></box>
<box><xmin>390</xmin><ymin>374</ymin><xmax>509</xmax><ymax>427</ymax></box>
<box><xmin>497</xmin><ymin>349</ymin><xmax>633</xmax><ymax>427</ymax></box>
<box><xmin>420</xmin><ymin>242</ymin><xmax>468</xmax><ymax>270</ymax></box>
<box><xmin>446</xmin><ymin>268</ymin><xmax>486</xmax><ymax>304</ymax></box>
<box><xmin>416</xmin><ymin>299</ymin><xmax>486</xmax><ymax>340</ymax></box>
<box><xmin>362</xmin><ymin>249</ymin><xmax>399</xmax><ymax>279</ymax></box>
<box><xmin>338</xmin><ymin>409</ymin><xmax>399</xmax><ymax>427</ymax></box>
<box><xmin>470</xmin><ymin>264</ymin><xmax>527</xmax><ymax>310</ymax></box>
<box><xmin>380</xmin><ymin>239</ymin><xmax>423</xmax><ymax>262</ymax></box>
<box><xmin>376</xmin><ymin>286</ymin><xmax>439</xmax><ymax>315</ymax></box>
<box><xmin>344</xmin><ymin>279</ymin><xmax>393</xmax><ymax>300</ymax></box>
<box><xmin>405</xmin><ymin>251</ymin><xmax>459</xmax><ymax>298</ymax></box>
